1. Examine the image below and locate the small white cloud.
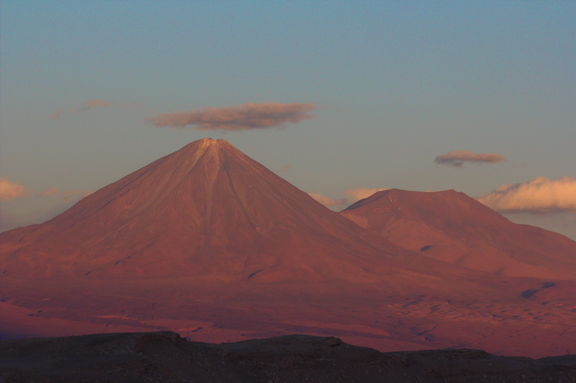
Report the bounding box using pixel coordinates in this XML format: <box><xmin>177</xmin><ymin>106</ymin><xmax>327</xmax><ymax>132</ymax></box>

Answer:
<box><xmin>308</xmin><ymin>193</ymin><xmax>347</xmax><ymax>207</ymax></box>
<box><xmin>477</xmin><ymin>176</ymin><xmax>576</xmax><ymax>213</ymax></box>
<box><xmin>0</xmin><ymin>178</ymin><xmax>29</xmax><ymax>201</ymax></box>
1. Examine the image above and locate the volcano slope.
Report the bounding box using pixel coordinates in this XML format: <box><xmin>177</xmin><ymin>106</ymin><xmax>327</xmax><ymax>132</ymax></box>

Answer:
<box><xmin>340</xmin><ymin>189</ymin><xmax>576</xmax><ymax>279</ymax></box>
<box><xmin>1</xmin><ymin>138</ymin><xmax>575</xmax><ymax>357</ymax></box>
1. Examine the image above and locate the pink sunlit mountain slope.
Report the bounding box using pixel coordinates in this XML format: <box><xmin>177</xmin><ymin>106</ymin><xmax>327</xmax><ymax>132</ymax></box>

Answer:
<box><xmin>340</xmin><ymin>189</ymin><xmax>576</xmax><ymax>279</ymax></box>
<box><xmin>1</xmin><ymin>139</ymin><xmax>575</xmax><ymax>358</ymax></box>
<box><xmin>1</xmin><ymin>139</ymin><xmax>447</xmax><ymax>285</ymax></box>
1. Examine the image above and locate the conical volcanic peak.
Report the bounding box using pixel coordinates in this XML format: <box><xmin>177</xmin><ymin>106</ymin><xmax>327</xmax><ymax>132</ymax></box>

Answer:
<box><xmin>0</xmin><ymin>138</ymin><xmax>416</xmax><ymax>281</ymax></box>
<box><xmin>177</xmin><ymin>138</ymin><xmax>239</xmax><ymax>162</ymax></box>
<box><xmin>341</xmin><ymin>189</ymin><xmax>576</xmax><ymax>278</ymax></box>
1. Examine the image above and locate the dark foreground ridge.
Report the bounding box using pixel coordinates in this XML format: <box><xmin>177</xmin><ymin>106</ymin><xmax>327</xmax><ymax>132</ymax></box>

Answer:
<box><xmin>1</xmin><ymin>332</ymin><xmax>574</xmax><ymax>383</ymax></box>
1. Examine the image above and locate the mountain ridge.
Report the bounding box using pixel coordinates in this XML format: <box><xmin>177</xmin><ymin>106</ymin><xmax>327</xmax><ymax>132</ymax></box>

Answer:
<box><xmin>340</xmin><ymin>188</ymin><xmax>576</xmax><ymax>279</ymax></box>
<box><xmin>1</xmin><ymin>139</ymin><xmax>447</xmax><ymax>284</ymax></box>
<box><xmin>1</xmin><ymin>138</ymin><xmax>574</xmax><ymax>358</ymax></box>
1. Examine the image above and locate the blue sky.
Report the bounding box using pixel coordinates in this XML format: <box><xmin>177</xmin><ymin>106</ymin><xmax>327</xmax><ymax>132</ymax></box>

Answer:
<box><xmin>1</xmin><ymin>1</ymin><xmax>575</xmax><ymax>238</ymax></box>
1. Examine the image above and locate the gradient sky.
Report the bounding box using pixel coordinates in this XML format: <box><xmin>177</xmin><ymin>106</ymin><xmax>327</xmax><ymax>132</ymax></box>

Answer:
<box><xmin>1</xmin><ymin>1</ymin><xmax>575</xmax><ymax>239</ymax></box>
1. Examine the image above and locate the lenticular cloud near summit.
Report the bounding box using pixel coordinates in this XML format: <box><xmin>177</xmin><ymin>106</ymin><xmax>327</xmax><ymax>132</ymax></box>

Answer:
<box><xmin>145</xmin><ymin>102</ymin><xmax>318</xmax><ymax>131</ymax></box>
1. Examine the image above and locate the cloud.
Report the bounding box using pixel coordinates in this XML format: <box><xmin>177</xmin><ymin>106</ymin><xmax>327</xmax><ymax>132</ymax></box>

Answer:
<box><xmin>1</xmin><ymin>188</ymin><xmax>93</xmax><ymax>232</ymax></box>
<box><xmin>51</xmin><ymin>100</ymin><xmax>141</xmax><ymax>119</ymax></box>
<box><xmin>39</xmin><ymin>187</ymin><xmax>92</xmax><ymax>201</ymax></box>
<box><xmin>1</xmin><ymin>183</ymin><xmax>92</xmax><ymax>202</ymax></box>
<box><xmin>434</xmin><ymin>151</ymin><xmax>506</xmax><ymax>167</ymax></box>
<box><xmin>74</xmin><ymin>99</ymin><xmax>142</xmax><ymax>112</ymax></box>
<box><xmin>62</xmin><ymin>190</ymin><xmax>92</xmax><ymax>201</ymax></box>
<box><xmin>280</xmin><ymin>165</ymin><xmax>291</xmax><ymax>173</ymax></box>
<box><xmin>309</xmin><ymin>193</ymin><xmax>347</xmax><ymax>207</ymax></box>
<box><xmin>477</xmin><ymin>176</ymin><xmax>576</xmax><ymax>213</ymax></box>
<box><xmin>145</xmin><ymin>102</ymin><xmax>318</xmax><ymax>131</ymax></box>
<box><xmin>309</xmin><ymin>187</ymin><xmax>387</xmax><ymax>208</ymax></box>
<box><xmin>39</xmin><ymin>187</ymin><xmax>60</xmax><ymax>196</ymax></box>
<box><xmin>0</xmin><ymin>196</ymin><xmax>87</xmax><ymax>232</ymax></box>
<box><xmin>77</xmin><ymin>99</ymin><xmax>113</xmax><ymax>110</ymax></box>
<box><xmin>0</xmin><ymin>178</ymin><xmax>29</xmax><ymax>201</ymax></box>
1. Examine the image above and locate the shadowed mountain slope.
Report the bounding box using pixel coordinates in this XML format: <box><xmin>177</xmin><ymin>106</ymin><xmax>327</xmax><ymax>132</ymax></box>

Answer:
<box><xmin>340</xmin><ymin>189</ymin><xmax>576</xmax><ymax>279</ymax></box>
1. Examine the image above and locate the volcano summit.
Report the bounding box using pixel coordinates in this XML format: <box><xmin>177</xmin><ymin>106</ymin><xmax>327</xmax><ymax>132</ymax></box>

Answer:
<box><xmin>1</xmin><ymin>138</ymin><xmax>575</xmax><ymax>357</ymax></box>
<box><xmin>1</xmin><ymin>138</ymin><xmax>423</xmax><ymax>283</ymax></box>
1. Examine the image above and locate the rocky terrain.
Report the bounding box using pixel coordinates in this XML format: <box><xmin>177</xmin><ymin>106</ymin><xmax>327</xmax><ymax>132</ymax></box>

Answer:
<box><xmin>1</xmin><ymin>331</ymin><xmax>574</xmax><ymax>383</ymax></box>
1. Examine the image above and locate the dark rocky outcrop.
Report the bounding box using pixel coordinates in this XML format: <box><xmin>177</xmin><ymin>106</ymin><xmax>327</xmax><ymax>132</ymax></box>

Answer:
<box><xmin>1</xmin><ymin>331</ymin><xmax>574</xmax><ymax>383</ymax></box>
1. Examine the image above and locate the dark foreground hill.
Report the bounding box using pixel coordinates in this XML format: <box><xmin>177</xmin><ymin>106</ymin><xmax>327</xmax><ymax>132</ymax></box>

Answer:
<box><xmin>1</xmin><ymin>332</ymin><xmax>574</xmax><ymax>383</ymax></box>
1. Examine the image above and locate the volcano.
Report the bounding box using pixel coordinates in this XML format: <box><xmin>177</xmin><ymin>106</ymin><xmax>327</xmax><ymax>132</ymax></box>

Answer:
<box><xmin>1</xmin><ymin>139</ymin><xmax>575</xmax><ymax>357</ymax></box>
<box><xmin>1</xmin><ymin>138</ymin><xmax>432</xmax><ymax>284</ymax></box>
<box><xmin>340</xmin><ymin>189</ymin><xmax>576</xmax><ymax>279</ymax></box>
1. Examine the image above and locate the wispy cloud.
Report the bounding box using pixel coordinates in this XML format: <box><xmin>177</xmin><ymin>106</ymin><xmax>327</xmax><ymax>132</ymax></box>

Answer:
<box><xmin>0</xmin><ymin>197</ymin><xmax>86</xmax><ymax>232</ymax></box>
<box><xmin>145</xmin><ymin>102</ymin><xmax>318</xmax><ymax>131</ymax></box>
<box><xmin>0</xmin><ymin>183</ymin><xmax>92</xmax><ymax>231</ymax></box>
<box><xmin>51</xmin><ymin>99</ymin><xmax>141</xmax><ymax>119</ymax></box>
<box><xmin>51</xmin><ymin>110</ymin><xmax>61</xmax><ymax>120</ymax></box>
<box><xmin>39</xmin><ymin>187</ymin><xmax>60</xmax><ymax>196</ymax></box>
<box><xmin>73</xmin><ymin>99</ymin><xmax>142</xmax><ymax>112</ymax></box>
<box><xmin>309</xmin><ymin>193</ymin><xmax>347</xmax><ymax>207</ymax></box>
<box><xmin>0</xmin><ymin>178</ymin><xmax>29</xmax><ymax>201</ymax></box>
<box><xmin>434</xmin><ymin>151</ymin><xmax>506</xmax><ymax>167</ymax></box>
<box><xmin>477</xmin><ymin>176</ymin><xmax>576</xmax><ymax>213</ymax></box>
<box><xmin>280</xmin><ymin>165</ymin><xmax>291</xmax><ymax>173</ymax></box>
<box><xmin>309</xmin><ymin>187</ymin><xmax>387</xmax><ymax>208</ymax></box>
<box><xmin>39</xmin><ymin>187</ymin><xmax>92</xmax><ymax>201</ymax></box>
<box><xmin>0</xmin><ymin>180</ymin><xmax>92</xmax><ymax>202</ymax></box>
